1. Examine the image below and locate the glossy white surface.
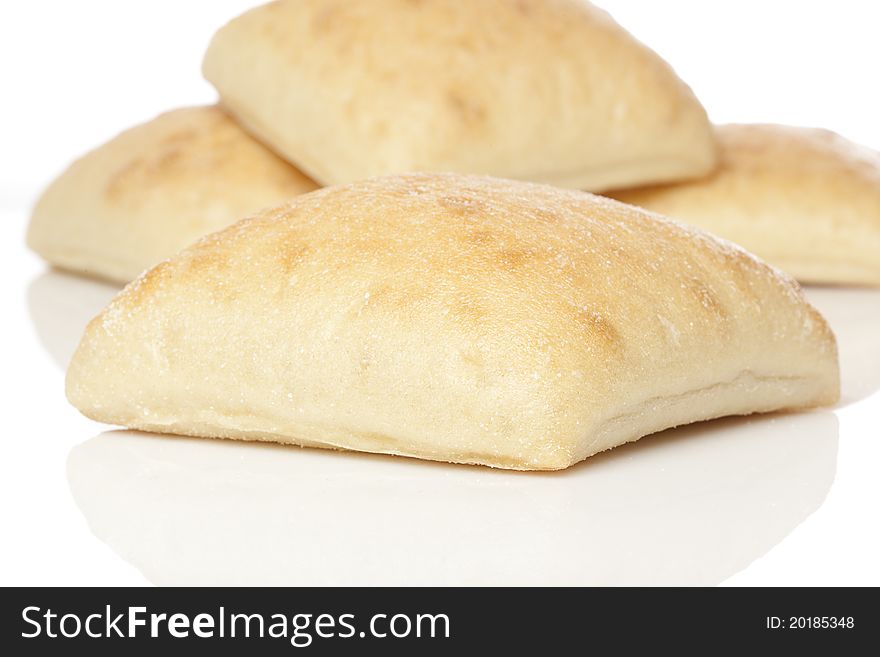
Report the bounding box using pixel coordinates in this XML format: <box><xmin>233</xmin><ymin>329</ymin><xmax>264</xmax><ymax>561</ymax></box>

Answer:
<box><xmin>1</xmin><ymin>1</ymin><xmax>879</xmax><ymax>586</ymax></box>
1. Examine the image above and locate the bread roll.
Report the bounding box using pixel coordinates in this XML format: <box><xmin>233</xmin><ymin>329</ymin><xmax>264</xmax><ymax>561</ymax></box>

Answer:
<box><xmin>66</xmin><ymin>173</ymin><xmax>839</xmax><ymax>470</ymax></box>
<box><xmin>202</xmin><ymin>0</ymin><xmax>716</xmax><ymax>191</ymax></box>
<box><xmin>610</xmin><ymin>124</ymin><xmax>880</xmax><ymax>286</ymax></box>
<box><xmin>27</xmin><ymin>106</ymin><xmax>319</xmax><ymax>283</ymax></box>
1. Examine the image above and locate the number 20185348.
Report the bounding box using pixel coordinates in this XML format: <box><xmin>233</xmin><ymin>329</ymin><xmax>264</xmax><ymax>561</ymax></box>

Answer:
<box><xmin>766</xmin><ymin>617</ymin><xmax>855</xmax><ymax>630</ymax></box>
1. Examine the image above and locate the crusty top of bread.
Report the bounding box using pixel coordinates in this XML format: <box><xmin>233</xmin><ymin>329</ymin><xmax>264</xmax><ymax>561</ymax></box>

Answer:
<box><xmin>610</xmin><ymin>124</ymin><xmax>880</xmax><ymax>285</ymax></box>
<box><xmin>28</xmin><ymin>106</ymin><xmax>319</xmax><ymax>283</ymax></box>
<box><xmin>203</xmin><ymin>0</ymin><xmax>716</xmax><ymax>190</ymax></box>
<box><xmin>67</xmin><ymin>173</ymin><xmax>838</xmax><ymax>470</ymax></box>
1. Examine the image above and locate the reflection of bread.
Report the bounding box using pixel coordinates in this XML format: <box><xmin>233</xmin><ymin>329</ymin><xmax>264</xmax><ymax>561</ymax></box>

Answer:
<box><xmin>27</xmin><ymin>106</ymin><xmax>318</xmax><ymax>283</ymax></box>
<box><xmin>66</xmin><ymin>173</ymin><xmax>839</xmax><ymax>470</ymax></box>
<box><xmin>203</xmin><ymin>0</ymin><xmax>716</xmax><ymax>191</ymax></box>
<box><xmin>66</xmin><ymin>416</ymin><xmax>838</xmax><ymax>585</ymax></box>
<box><xmin>610</xmin><ymin>124</ymin><xmax>880</xmax><ymax>286</ymax></box>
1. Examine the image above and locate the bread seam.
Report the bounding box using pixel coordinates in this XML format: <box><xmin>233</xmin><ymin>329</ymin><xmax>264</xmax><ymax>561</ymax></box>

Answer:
<box><xmin>583</xmin><ymin>369</ymin><xmax>828</xmax><ymax>462</ymax></box>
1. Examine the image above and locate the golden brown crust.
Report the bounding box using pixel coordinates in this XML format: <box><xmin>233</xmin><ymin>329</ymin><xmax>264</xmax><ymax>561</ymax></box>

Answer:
<box><xmin>66</xmin><ymin>173</ymin><xmax>838</xmax><ymax>470</ymax></box>
<box><xmin>610</xmin><ymin>124</ymin><xmax>880</xmax><ymax>286</ymax></box>
<box><xmin>27</xmin><ymin>106</ymin><xmax>319</xmax><ymax>282</ymax></box>
<box><xmin>203</xmin><ymin>0</ymin><xmax>716</xmax><ymax>190</ymax></box>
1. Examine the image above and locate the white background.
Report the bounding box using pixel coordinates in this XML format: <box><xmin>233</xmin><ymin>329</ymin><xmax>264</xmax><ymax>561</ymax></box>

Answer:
<box><xmin>0</xmin><ymin>1</ymin><xmax>877</xmax><ymax>586</ymax></box>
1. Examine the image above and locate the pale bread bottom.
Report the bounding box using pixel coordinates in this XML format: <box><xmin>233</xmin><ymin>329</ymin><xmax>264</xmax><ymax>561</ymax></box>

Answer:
<box><xmin>28</xmin><ymin>243</ymin><xmax>145</xmax><ymax>285</ymax></box>
<box><xmin>523</xmin><ymin>155</ymin><xmax>714</xmax><ymax>193</ymax></box>
<box><xmin>774</xmin><ymin>258</ymin><xmax>880</xmax><ymax>288</ymax></box>
<box><xmin>101</xmin><ymin>370</ymin><xmax>833</xmax><ymax>471</ymax></box>
<box><xmin>220</xmin><ymin>93</ymin><xmax>711</xmax><ymax>194</ymax></box>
